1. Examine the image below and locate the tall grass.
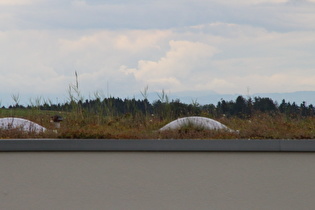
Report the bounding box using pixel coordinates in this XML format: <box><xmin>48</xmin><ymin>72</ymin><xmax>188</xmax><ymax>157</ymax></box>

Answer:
<box><xmin>1</xmin><ymin>73</ymin><xmax>315</xmax><ymax>139</ymax></box>
<box><xmin>2</xmin><ymin>105</ymin><xmax>315</xmax><ymax>139</ymax></box>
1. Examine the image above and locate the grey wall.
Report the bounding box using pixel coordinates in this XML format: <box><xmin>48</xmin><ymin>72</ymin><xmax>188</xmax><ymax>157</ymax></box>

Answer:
<box><xmin>1</xmin><ymin>152</ymin><xmax>315</xmax><ymax>210</ymax></box>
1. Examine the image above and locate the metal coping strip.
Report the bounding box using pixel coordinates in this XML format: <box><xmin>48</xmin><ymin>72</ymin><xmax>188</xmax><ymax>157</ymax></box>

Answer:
<box><xmin>1</xmin><ymin>139</ymin><xmax>315</xmax><ymax>152</ymax></box>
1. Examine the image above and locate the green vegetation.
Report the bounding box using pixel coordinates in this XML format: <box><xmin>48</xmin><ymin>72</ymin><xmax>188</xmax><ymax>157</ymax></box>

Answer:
<box><xmin>1</xmin><ymin>94</ymin><xmax>315</xmax><ymax>139</ymax></box>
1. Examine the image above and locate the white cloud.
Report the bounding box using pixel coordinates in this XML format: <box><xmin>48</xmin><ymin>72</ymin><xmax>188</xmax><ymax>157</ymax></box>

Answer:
<box><xmin>123</xmin><ymin>40</ymin><xmax>218</xmax><ymax>91</ymax></box>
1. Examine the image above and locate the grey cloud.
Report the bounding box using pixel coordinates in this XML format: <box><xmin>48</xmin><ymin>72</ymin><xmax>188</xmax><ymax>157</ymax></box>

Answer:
<box><xmin>2</xmin><ymin>0</ymin><xmax>313</xmax><ymax>31</ymax></box>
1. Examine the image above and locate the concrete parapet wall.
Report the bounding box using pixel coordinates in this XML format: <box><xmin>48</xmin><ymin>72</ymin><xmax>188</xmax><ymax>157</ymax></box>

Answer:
<box><xmin>1</xmin><ymin>140</ymin><xmax>315</xmax><ymax>209</ymax></box>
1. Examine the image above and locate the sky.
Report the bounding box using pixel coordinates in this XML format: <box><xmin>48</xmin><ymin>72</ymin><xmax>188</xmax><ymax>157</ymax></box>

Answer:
<box><xmin>0</xmin><ymin>0</ymin><xmax>315</xmax><ymax>106</ymax></box>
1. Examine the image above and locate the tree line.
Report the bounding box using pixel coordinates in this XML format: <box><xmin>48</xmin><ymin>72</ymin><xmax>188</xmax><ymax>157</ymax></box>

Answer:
<box><xmin>5</xmin><ymin>95</ymin><xmax>315</xmax><ymax>119</ymax></box>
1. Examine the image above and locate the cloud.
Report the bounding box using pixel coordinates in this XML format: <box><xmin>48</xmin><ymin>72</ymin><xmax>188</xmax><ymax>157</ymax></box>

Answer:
<box><xmin>0</xmin><ymin>0</ymin><xmax>40</xmax><ymax>5</ymax></box>
<box><xmin>219</xmin><ymin>0</ymin><xmax>288</xmax><ymax>4</ymax></box>
<box><xmin>122</xmin><ymin>40</ymin><xmax>218</xmax><ymax>91</ymax></box>
<box><xmin>0</xmin><ymin>1</ymin><xmax>315</xmax><ymax>105</ymax></box>
<box><xmin>231</xmin><ymin>72</ymin><xmax>315</xmax><ymax>94</ymax></box>
<box><xmin>1</xmin><ymin>22</ymin><xmax>315</xmax><ymax>101</ymax></box>
<box><xmin>121</xmin><ymin>23</ymin><xmax>315</xmax><ymax>94</ymax></box>
<box><xmin>2</xmin><ymin>0</ymin><xmax>313</xmax><ymax>31</ymax></box>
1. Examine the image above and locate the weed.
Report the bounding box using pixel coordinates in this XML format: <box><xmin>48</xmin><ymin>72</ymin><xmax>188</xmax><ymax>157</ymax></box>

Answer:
<box><xmin>1</xmin><ymin>108</ymin><xmax>315</xmax><ymax>139</ymax></box>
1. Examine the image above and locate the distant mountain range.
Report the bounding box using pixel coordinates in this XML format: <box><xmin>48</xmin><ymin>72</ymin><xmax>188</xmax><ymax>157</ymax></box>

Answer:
<box><xmin>137</xmin><ymin>91</ymin><xmax>315</xmax><ymax>106</ymax></box>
